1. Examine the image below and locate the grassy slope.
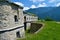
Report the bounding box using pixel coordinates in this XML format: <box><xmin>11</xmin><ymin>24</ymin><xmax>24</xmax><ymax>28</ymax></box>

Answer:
<box><xmin>18</xmin><ymin>21</ymin><xmax>60</xmax><ymax>40</ymax></box>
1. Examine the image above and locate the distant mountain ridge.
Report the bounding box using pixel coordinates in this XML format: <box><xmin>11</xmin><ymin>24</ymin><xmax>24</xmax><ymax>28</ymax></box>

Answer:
<box><xmin>25</xmin><ymin>7</ymin><xmax>60</xmax><ymax>21</ymax></box>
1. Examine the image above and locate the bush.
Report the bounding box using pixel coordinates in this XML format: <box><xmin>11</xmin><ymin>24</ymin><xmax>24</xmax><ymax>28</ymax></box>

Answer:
<box><xmin>45</xmin><ymin>16</ymin><xmax>53</xmax><ymax>21</ymax></box>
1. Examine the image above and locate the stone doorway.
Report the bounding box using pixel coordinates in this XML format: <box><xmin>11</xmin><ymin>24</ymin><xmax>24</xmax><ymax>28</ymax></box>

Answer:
<box><xmin>24</xmin><ymin>22</ymin><xmax>27</xmax><ymax>31</ymax></box>
<box><xmin>16</xmin><ymin>31</ymin><xmax>20</xmax><ymax>38</ymax></box>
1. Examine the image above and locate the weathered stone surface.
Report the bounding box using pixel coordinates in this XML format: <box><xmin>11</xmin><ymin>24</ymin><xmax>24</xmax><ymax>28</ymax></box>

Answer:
<box><xmin>0</xmin><ymin>1</ymin><xmax>25</xmax><ymax>40</ymax></box>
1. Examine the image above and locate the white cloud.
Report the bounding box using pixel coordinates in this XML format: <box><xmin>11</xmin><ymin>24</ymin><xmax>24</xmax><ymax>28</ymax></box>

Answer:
<box><xmin>30</xmin><ymin>0</ymin><xmax>45</xmax><ymax>3</ymax></box>
<box><xmin>49</xmin><ymin>0</ymin><xmax>56</xmax><ymax>3</ymax></box>
<box><xmin>38</xmin><ymin>3</ymin><xmax>47</xmax><ymax>7</ymax></box>
<box><xmin>14</xmin><ymin>2</ymin><xmax>24</xmax><ymax>7</ymax></box>
<box><xmin>30</xmin><ymin>5</ymin><xmax>37</xmax><ymax>8</ymax></box>
<box><xmin>23</xmin><ymin>7</ymin><xmax>30</xmax><ymax>10</ymax></box>
<box><xmin>23</xmin><ymin>3</ymin><xmax>47</xmax><ymax>11</ymax></box>
<box><xmin>56</xmin><ymin>3</ymin><xmax>60</xmax><ymax>7</ymax></box>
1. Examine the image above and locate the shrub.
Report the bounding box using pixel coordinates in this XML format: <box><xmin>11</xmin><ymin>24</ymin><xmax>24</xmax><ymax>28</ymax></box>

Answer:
<box><xmin>45</xmin><ymin>16</ymin><xmax>53</xmax><ymax>21</ymax></box>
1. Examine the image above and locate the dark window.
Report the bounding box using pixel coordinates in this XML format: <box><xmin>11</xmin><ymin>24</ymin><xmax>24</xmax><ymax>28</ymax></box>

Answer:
<box><xmin>24</xmin><ymin>16</ymin><xmax>26</xmax><ymax>22</ymax></box>
<box><xmin>27</xmin><ymin>18</ymin><xmax>28</xmax><ymax>20</ymax></box>
<box><xmin>0</xmin><ymin>21</ymin><xmax>2</xmax><ymax>24</ymax></box>
<box><xmin>0</xmin><ymin>13</ymin><xmax>4</xmax><ymax>16</ymax></box>
<box><xmin>14</xmin><ymin>15</ymin><xmax>18</xmax><ymax>22</ymax></box>
<box><xmin>16</xmin><ymin>31</ymin><xmax>20</xmax><ymax>38</ymax></box>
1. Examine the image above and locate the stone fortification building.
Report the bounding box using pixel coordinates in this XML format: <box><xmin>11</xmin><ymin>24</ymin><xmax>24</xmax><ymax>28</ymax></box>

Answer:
<box><xmin>0</xmin><ymin>0</ymin><xmax>25</xmax><ymax>40</ymax></box>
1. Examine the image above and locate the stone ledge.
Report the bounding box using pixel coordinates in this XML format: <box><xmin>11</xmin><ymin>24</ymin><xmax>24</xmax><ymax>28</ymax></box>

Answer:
<box><xmin>0</xmin><ymin>25</ymin><xmax>24</xmax><ymax>33</ymax></box>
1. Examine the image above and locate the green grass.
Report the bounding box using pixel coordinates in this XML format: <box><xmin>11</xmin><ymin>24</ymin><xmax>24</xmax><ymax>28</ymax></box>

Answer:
<box><xmin>18</xmin><ymin>21</ymin><xmax>60</xmax><ymax>40</ymax></box>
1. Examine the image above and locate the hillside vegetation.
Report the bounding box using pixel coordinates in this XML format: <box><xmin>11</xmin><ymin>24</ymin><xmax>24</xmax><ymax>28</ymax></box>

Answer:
<box><xmin>26</xmin><ymin>7</ymin><xmax>60</xmax><ymax>21</ymax></box>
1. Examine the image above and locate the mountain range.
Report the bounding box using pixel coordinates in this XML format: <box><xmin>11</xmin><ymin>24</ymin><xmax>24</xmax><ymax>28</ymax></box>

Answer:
<box><xmin>25</xmin><ymin>7</ymin><xmax>60</xmax><ymax>21</ymax></box>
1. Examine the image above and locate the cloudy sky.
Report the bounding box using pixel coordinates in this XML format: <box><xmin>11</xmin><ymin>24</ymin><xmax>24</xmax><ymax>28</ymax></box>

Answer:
<box><xmin>10</xmin><ymin>0</ymin><xmax>60</xmax><ymax>10</ymax></box>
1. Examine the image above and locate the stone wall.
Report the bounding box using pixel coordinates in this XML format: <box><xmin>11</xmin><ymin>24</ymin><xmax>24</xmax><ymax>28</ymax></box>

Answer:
<box><xmin>26</xmin><ymin>23</ymin><xmax>31</xmax><ymax>30</ymax></box>
<box><xmin>0</xmin><ymin>1</ymin><xmax>25</xmax><ymax>40</ymax></box>
<box><xmin>0</xmin><ymin>26</ymin><xmax>25</xmax><ymax>40</ymax></box>
<box><xmin>0</xmin><ymin>1</ymin><xmax>24</xmax><ymax>29</ymax></box>
<box><xmin>24</xmin><ymin>14</ymin><xmax>38</xmax><ymax>30</ymax></box>
<box><xmin>26</xmin><ymin>15</ymin><xmax>38</xmax><ymax>22</ymax></box>
<box><xmin>0</xmin><ymin>2</ymin><xmax>24</xmax><ymax>28</ymax></box>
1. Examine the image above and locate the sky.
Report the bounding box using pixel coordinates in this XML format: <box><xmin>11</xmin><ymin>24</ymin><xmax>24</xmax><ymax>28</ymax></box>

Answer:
<box><xmin>10</xmin><ymin>0</ymin><xmax>60</xmax><ymax>10</ymax></box>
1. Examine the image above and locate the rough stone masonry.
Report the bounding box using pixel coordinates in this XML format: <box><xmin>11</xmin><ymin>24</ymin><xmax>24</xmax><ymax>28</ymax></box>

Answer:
<box><xmin>0</xmin><ymin>0</ymin><xmax>25</xmax><ymax>40</ymax></box>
